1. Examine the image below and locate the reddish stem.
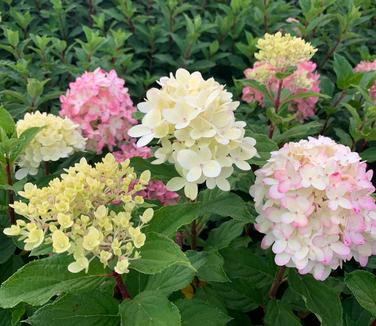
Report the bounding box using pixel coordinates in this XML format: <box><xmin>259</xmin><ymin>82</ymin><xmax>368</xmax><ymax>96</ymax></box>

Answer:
<box><xmin>269</xmin><ymin>266</ymin><xmax>286</xmax><ymax>299</ymax></box>
<box><xmin>44</xmin><ymin>161</ymin><xmax>49</xmax><ymax>176</ymax></box>
<box><xmin>112</xmin><ymin>272</ymin><xmax>131</xmax><ymax>300</ymax></box>
<box><xmin>268</xmin><ymin>79</ymin><xmax>284</xmax><ymax>139</ymax></box>
<box><xmin>191</xmin><ymin>220</ymin><xmax>197</xmax><ymax>250</ymax></box>
<box><xmin>5</xmin><ymin>158</ymin><xmax>15</xmax><ymax>224</ymax></box>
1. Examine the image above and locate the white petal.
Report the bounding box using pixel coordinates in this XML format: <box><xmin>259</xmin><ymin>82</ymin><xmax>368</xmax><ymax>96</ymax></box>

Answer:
<box><xmin>331</xmin><ymin>242</ymin><xmax>350</xmax><ymax>256</ymax></box>
<box><xmin>203</xmin><ymin>160</ymin><xmax>221</xmax><ymax>178</ymax></box>
<box><xmin>137</xmin><ymin>133</ymin><xmax>154</xmax><ymax>147</ymax></box>
<box><xmin>184</xmin><ymin>183</ymin><xmax>198</xmax><ymax>200</ymax></box>
<box><xmin>272</xmin><ymin>240</ymin><xmax>287</xmax><ymax>254</ymax></box>
<box><xmin>235</xmin><ymin>160</ymin><xmax>251</xmax><ymax>171</ymax></box>
<box><xmin>206</xmin><ymin>178</ymin><xmax>216</xmax><ymax>189</ymax></box>
<box><xmin>166</xmin><ymin>177</ymin><xmax>186</xmax><ymax>191</ymax></box>
<box><xmin>275</xmin><ymin>253</ymin><xmax>290</xmax><ymax>266</ymax></box>
<box><xmin>128</xmin><ymin>125</ymin><xmax>150</xmax><ymax>137</ymax></box>
<box><xmin>217</xmin><ymin>178</ymin><xmax>230</xmax><ymax>191</ymax></box>
<box><xmin>186</xmin><ymin>166</ymin><xmax>202</xmax><ymax>182</ymax></box>
<box><xmin>15</xmin><ymin>168</ymin><xmax>29</xmax><ymax>180</ymax></box>
<box><xmin>177</xmin><ymin>150</ymin><xmax>200</xmax><ymax>170</ymax></box>
<box><xmin>137</xmin><ymin>102</ymin><xmax>150</xmax><ymax>113</ymax></box>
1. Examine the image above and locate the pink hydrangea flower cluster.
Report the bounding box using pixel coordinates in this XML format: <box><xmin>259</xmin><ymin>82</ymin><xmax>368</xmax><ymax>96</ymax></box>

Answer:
<box><xmin>353</xmin><ymin>60</ymin><xmax>376</xmax><ymax>72</ymax></box>
<box><xmin>60</xmin><ymin>68</ymin><xmax>151</xmax><ymax>158</ymax></box>
<box><xmin>113</xmin><ymin>143</ymin><xmax>152</xmax><ymax>163</ymax></box>
<box><xmin>137</xmin><ymin>180</ymin><xmax>179</xmax><ymax>206</ymax></box>
<box><xmin>242</xmin><ymin>61</ymin><xmax>320</xmax><ymax>120</ymax></box>
<box><xmin>353</xmin><ymin>60</ymin><xmax>376</xmax><ymax>104</ymax></box>
<box><xmin>250</xmin><ymin>136</ymin><xmax>376</xmax><ymax>281</ymax></box>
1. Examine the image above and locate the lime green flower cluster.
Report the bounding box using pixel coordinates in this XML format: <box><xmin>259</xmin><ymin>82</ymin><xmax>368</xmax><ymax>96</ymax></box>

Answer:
<box><xmin>4</xmin><ymin>153</ymin><xmax>153</xmax><ymax>274</ymax></box>
<box><xmin>255</xmin><ymin>32</ymin><xmax>317</xmax><ymax>68</ymax></box>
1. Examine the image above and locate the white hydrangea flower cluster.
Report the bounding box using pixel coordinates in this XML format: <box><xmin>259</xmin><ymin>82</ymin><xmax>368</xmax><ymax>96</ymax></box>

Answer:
<box><xmin>250</xmin><ymin>136</ymin><xmax>376</xmax><ymax>280</ymax></box>
<box><xmin>15</xmin><ymin>111</ymin><xmax>86</xmax><ymax>179</ymax></box>
<box><xmin>129</xmin><ymin>69</ymin><xmax>258</xmax><ymax>200</ymax></box>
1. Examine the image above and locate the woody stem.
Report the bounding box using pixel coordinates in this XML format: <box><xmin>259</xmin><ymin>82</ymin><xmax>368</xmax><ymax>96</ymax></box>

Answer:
<box><xmin>112</xmin><ymin>272</ymin><xmax>131</xmax><ymax>300</ymax></box>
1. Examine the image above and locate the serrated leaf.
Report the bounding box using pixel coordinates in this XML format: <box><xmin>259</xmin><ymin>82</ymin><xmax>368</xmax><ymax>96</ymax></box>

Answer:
<box><xmin>196</xmin><ymin>250</ymin><xmax>229</xmax><ymax>283</ymax></box>
<box><xmin>130</xmin><ymin>157</ymin><xmax>178</xmax><ymax>183</ymax></box>
<box><xmin>360</xmin><ymin>147</ymin><xmax>376</xmax><ymax>163</ymax></box>
<box><xmin>27</xmin><ymin>291</ymin><xmax>119</xmax><ymax>326</ymax></box>
<box><xmin>345</xmin><ymin>270</ymin><xmax>376</xmax><ymax>317</ymax></box>
<box><xmin>205</xmin><ymin>219</ymin><xmax>246</xmax><ymax>250</ymax></box>
<box><xmin>248</xmin><ymin>133</ymin><xmax>278</xmax><ymax>166</ymax></box>
<box><xmin>0</xmin><ymin>106</ymin><xmax>15</xmax><ymax>137</ymax></box>
<box><xmin>175</xmin><ymin>298</ymin><xmax>232</xmax><ymax>326</ymax></box>
<box><xmin>288</xmin><ymin>270</ymin><xmax>343</xmax><ymax>326</ymax></box>
<box><xmin>119</xmin><ymin>291</ymin><xmax>181</xmax><ymax>326</ymax></box>
<box><xmin>273</xmin><ymin>121</ymin><xmax>322</xmax><ymax>144</ymax></box>
<box><xmin>198</xmin><ymin>189</ymin><xmax>251</xmax><ymax>221</ymax></box>
<box><xmin>0</xmin><ymin>255</ymin><xmax>108</xmax><ymax>308</ymax></box>
<box><xmin>130</xmin><ymin>232</ymin><xmax>193</xmax><ymax>275</ymax></box>
<box><xmin>146</xmin><ymin>204</ymin><xmax>200</xmax><ymax>237</ymax></box>
<box><xmin>144</xmin><ymin>264</ymin><xmax>194</xmax><ymax>296</ymax></box>
<box><xmin>264</xmin><ymin>300</ymin><xmax>301</xmax><ymax>326</ymax></box>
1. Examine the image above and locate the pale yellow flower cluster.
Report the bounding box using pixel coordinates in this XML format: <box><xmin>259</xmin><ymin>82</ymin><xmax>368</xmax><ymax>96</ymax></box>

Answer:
<box><xmin>15</xmin><ymin>111</ymin><xmax>86</xmax><ymax>179</ymax></box>
<box><xmin>4</xmin><ymin>153</ymin><xmax>153</xmax><ymax>274</ymax></box>
<box><xmin>255</xmin><ymin>32</ymin><xmax>317</xmax><ymax>68</ymax></box>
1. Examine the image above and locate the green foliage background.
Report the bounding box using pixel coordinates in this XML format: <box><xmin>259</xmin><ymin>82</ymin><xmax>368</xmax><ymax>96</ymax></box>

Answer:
<box><xmin>0</xmin><ymin>0</ymin><xmax>375</xmax><ymax>325</ymax></box>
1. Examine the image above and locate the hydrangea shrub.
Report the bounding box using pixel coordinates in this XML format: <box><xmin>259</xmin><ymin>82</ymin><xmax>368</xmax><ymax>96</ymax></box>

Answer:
<box><xmin>0</xmin><ymin>1</ymin><xmax>375</xmax><ymax>325</ymax></box>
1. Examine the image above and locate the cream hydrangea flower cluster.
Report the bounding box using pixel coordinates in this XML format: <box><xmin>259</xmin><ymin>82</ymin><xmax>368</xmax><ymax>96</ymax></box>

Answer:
<box><xmin>4</xmin><ymin>153</ymin><xmax>153</xmax><ymax>274</ymax></box>
<box><xmin>255</xmin><ymin>32</ymin><xmax>317</xmax><ymax>68</ymax></box>
<box><xmin>128</xmin><ymin>68</ymin><xmax>258</xmax><ymax>200</ymax></box>
<box><xmin>15</xmin><ymin>111</ymin><xmax>86</xmax><ymax>179</ymax></box>
<box><xmin>250</xmin><ymin>136</ymin><xmax>376</xmax><ymax>280</ymax></box>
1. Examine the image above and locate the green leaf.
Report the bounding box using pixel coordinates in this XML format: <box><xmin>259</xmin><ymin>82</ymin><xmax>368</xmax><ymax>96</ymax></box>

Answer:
<box><xmin>0</xmin><ymin>255</ymin><xmax>108</xmax><ymax>308</ymax></box>
<box><xmin>333</xmin><ymin>54</ymin><xmax>355</xmax><ymax>89</ymax></box>
<box><xmin>288</xmin><ymin>270</ymin><xmax>343</xmax><ymax>326</ymax></box>
<box><xmin>264</xmin><ymin>300</ymin><xmax>301</xmax><ymax>326</ymax></box>
<box><xmin>198</xmin><ymin>189</ymin><xmax>251</xmax><ymax>221</ymax></box>
<box><xmin>144</xmin><ymin>264</ymin><xmax>194</xmax><ymax>296</ymax></box>
<box><xmin>345</xmin><ymin>270</ymin><xmax>376</xmax><ymax>317</ymax></box>
<box><xmin>273</xmin><ymin>121</ymin><xmax>322</xmax><ymax>144</ymax></box>
<box><xmin>248</xmin><ymin>133</ymin><xmax>278</xmax><ymax>166</ymax></box>
<box><xmin>0</xmin><ymin>238</ymin><xmax>15</xmax><ymax>267</ymax></box>
<box><xmin>27</xmin><ymin>291</ymin><xmax>119</xmax><ymax>326</ymax></box>
<box><xmin>0</xmin><ymin>309</ymin><xmax>11</xmax><ymax>325</ymax></box>
<box><xmin>10</xmin><ymin>127</ymin><xmax>40</xmax><ymax>162</ymax></box>
<box><xmin>0</xmin><ymin>106</ymin><xmax>15</xmax><ymax>137</ymax></box>
<box><xmin>130</xmin><ymin>232</ymin><xmax>193</xmax><ymax>275</ymax></box>
<box><xmin>196</xmin><ymin>250</ymin><xmax>229</xmax><ymax>283</ymax></box>
<box><xmin>209</xmin><ymin>279</ymin><xmax>260</xmax><ymax>312</ymax></box>
<box><xmin>147</xmin><ymin>204</ymin><xmax>199</xmax><ymax>237</ymax></box>
<box><xmin>175</xmin><ymin>298</ymin><xmax>232</xmax><ymax>326</ymax></box>
<box><xmin>205</xmin><ymin>219</ymin><xmax>246</xmax><ymax>250</ymax></box>
<box><xmin>280</xmin><ymin>91</ymin><xmax>328</xmax><ymax>105</ymax></box>
<box><xmin>221</xmin><ymin>247</ymin><xmax>275</xmax><ymax>287</ymax></box>
<box><xmin>119</xmin><ymin>290</ymin><xmax>181</xmax><ymax>326</ymax></box>
<box><xmin>130</xmin><ymin>157</ymin><xmax>178</xmax><ymax>183</ymax></box>
<box><xmin>360</xmin><ymin>147</ymin><xmax>376</xmax><ymax>163</ymax></box>
<box><xmin>343</xmin><ymin>297</ymin><xmax>372</xmax><ymax>326</ymax></box>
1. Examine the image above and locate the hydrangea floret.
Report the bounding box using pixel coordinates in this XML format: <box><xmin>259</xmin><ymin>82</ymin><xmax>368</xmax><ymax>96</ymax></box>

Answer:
<box><xmin>15</xmin><ymin>111</ymin><xmax>86</xmax><ymax>179</ymax></box>
<box><xmin>60</xmin><ymin>68</ymin><xmax>151</xmax><ymax>158</ymax></box>
<box><xmin>128</xmin><ymin>68</ymin><xmax>258</xmax><ymax>200</ymax></box>
<box><xmin>250</xmin><ymin>136</ymin><xmax>376</xmax><ymax>280</ymax></box>
<box><xmin>5</xmin><ymin>153</ymin><xmax>153</xmax><ymax>274</ymax></box>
